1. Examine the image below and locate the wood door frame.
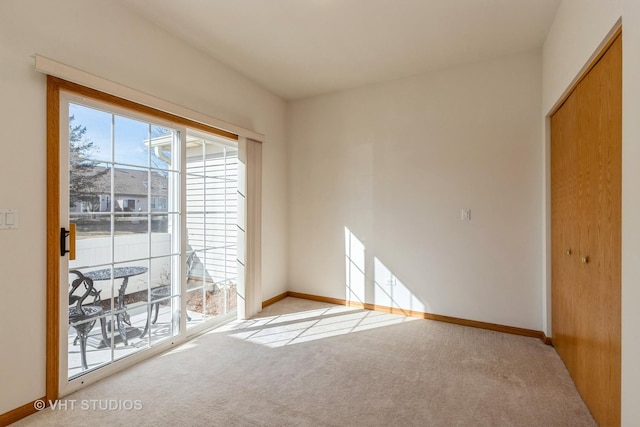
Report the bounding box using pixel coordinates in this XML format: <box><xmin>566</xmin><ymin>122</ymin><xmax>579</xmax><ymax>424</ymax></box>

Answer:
<box><xmin>547</xmin><ymin>25</ymin><xmax>622</xmax><ymax>118</ymax></box>
<box><xmin>45</xmin><ymin>76</ymin><xmax>240</xmax><ymax>402</ymax></box>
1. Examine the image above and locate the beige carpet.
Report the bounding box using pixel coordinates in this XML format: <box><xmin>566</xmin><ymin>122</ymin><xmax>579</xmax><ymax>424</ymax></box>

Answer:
<box><xmin>15</xmin><ymin>297</ymin><xmax>595</xmax><ymax>426</ymax></box>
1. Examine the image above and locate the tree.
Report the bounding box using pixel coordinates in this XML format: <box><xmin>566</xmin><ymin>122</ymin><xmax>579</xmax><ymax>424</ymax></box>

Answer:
<box><xmin>69</xmin><ymin>115</ymin><xmax>108</xmax><ymax>211</ymax></box>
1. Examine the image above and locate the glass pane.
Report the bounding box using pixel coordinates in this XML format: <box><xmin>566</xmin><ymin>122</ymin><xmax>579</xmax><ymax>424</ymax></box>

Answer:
<box><xmin>149</xmin><ymin>256</ymin><xmax>175</xmax><ymax>292</ymax></box>
<box><xmin>226</xmin><ymin>248</ymin><xmax>238</xmax><ymax>274</ymax></box>
<box><xmin>186</xmin><ymin>249</ymin><xmax>205</xmax><ymax>288</ymax></box>
<box><xmin>114</xmin><ymin>166</ymin><xmax>148</xmax><ymax>213</ymax></box>
<box><xmin>78</xmin><ymin>264</ymin><xmax>116</xmax><ymax>312</ymax></box>
<box><xmin>204</xmin><ymin>244</ymin><xmax>225</xmax><ymax>285</ymax></box>
<box><xmin>185</xmin><ymin>139</ymin><xmax>205</xmax><ymax>173</ymax></box>
<box><xmin>205</xmin><ymin>212</ymin><xmax>226</xmax><ymax>242</ymax></box>
<box><xmin>203</xmin><ymin>140</ymin><xmax>226</xmax><ymax>163</ymax></box>
<box><xmin>150</xmin><ymin>296</ymin><xmax>178</xmax><ymax>345</ymax></box>
<box><xmin>112</xmin><ymin>261</ymin><xmax>149</xmax><ymax>303</ymax></box>
<box><xmin>69</xmin><ymin>214</ymin><xmax>112</xmax><ymax>269</ymax></box>
<box><xmin>186</xmin><ymin>212</ymin><xmax>205</xmax><ymax>255</ymax></box>
<box><xmin>71</xmin><ymin>213</ymin><xmax>112</xmax><ymax>239</ymax></box>
<box><xmin>225</xmin><ymin>186</ymin><xmax>238</xmax><ymax>211</ymax></box>
<box><xmin>212</xmin><ymin>280</ymin><xmax>237</xmax><ymax>314</ymax></box>
<box><xmin>204</xmin><ymin>176</ymin><xmax>226</xmax><ymax>213</ymax></box>
<box><xmin>150</xmin><ymin>214</ymin><xmax>168</xmax><ymax>234</ymax></box>
<box><xmin>114</xmin><ymin>115</ymin><xmax>150</xmax><ymax>167</ymax></box>
<box><xmin>224</xmin><ymin>279</ymin><xmax>238</xmax><ymax>314</ymax></box>
<box><xmin>151</xmin><ymin>214</ymin><xmax>174</xmax><ymax>257</ymax></box>
<box><xmin>68</xmin><ymin>315</ymin><xmax>110</xmax><ymax>378</ymax></box>
<box><xmin>128</xmin><ymin>306</ymin><xmax>151</xmax><ymax>350</ymax></box>
<box><xmin>186</xmin><ymin>288</ymin><xmax>205</xmax><ymax>327</ymax></box>
<box><xmin>150</xmin><ymin>170</ymin><xmax>172</xmax><ymax>213</ymax></box>
<box><xmin>69</xmin><ymin>103</ymin><xmax>112</xmax><ymax>163</ymax></box>
<box><xmin>149</xmin><ymin>126</ymin><xmax>175</xmax><ymax>171</ymax></box>
<box><xmin>114</xmin><ymin>214</ymin><xmax>149</xmax><ymax>262</ymax></box>
<box><xmin>108</xmin><ymin>261</ymin><xmax>148</xmax><ymax>354</ymax></box>
<box><xmin>69</xmin><ymin>162</ymin><xmax>111</xmax><ymax>214</ymax></box>
<box><xmin>186</xmin><ymin>173</ymin><xmax>205</xmax><ymax>213</ymax></box>
<box><xmin>206</xmin><ymin>281</ymin><xmax>224</xmax><ymax>318</ymax></box>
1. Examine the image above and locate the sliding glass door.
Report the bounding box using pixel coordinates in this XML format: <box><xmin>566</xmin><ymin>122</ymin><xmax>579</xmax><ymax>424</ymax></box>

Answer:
<box><xmin>60</xmin><ymin>95</ymin><xmax>238</xmax><ymax>383</ymax></box>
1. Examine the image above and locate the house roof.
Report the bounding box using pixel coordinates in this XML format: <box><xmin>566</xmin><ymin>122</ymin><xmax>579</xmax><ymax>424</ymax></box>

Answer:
<box><xmin>73</xmin><ymin>166</ymin><xmax>168</xmax><ymax>197</ymax></box>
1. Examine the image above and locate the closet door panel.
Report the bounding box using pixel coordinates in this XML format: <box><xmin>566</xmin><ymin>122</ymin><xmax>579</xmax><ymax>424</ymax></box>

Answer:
<box><xmin>550</xmin><ymin>89</ymin><xmax>579</xmax><ymax>373</ymax></box>
<box><xmin>577</xmin><ymin>35</ymin><xmax>622</xmax><ymax>425</ymax></box>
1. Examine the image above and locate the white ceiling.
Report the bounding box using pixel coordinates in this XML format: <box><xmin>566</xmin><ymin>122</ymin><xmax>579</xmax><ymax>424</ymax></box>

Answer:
<box><xmin>117</xmin><ymin>0</ymin><xmax>560</xmax><ymax>100</ymax></box>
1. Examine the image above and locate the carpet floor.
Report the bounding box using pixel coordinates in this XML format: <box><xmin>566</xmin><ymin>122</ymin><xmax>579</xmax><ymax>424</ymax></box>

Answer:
<box><xmin>15</xmin><ymin>297</ymin><xmax>595</xmax><ymax>426</ymax></box>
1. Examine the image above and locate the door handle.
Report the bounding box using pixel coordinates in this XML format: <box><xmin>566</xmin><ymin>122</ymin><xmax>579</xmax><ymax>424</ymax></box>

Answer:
<box><xmin>60</xmin><ymin>224</ymin><xmax>76</xmax><ymax>260</ymax></box>
<box><xmin>582</xmin><ymin>256</ymin><xmax>589</xmax><ymax>264</ymax></box>
<box><xmin>566</xmin><ymin>248</ymin><xmax>572</xmax><ymax>255</ymax></box>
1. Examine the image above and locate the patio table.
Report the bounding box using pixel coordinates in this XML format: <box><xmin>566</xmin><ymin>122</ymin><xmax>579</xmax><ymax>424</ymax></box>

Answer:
<box><xmin>84</xmin><ymin>266</ymin><xmax>148</xmax><ymax>346</ymax></box>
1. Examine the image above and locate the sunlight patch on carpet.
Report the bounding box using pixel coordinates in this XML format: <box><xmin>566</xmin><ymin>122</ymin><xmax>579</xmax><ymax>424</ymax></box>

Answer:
<box><xmin>219</xmin><ymin>306</ymin><xmax>416</xmax><ymax>348</ymax></box>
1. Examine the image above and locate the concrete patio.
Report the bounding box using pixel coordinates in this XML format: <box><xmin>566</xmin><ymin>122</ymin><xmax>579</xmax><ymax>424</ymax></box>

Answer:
<box><xmin>67</xmin><ymin>303</ymin><xmax>211</xmax><ymax>378</ymax></box>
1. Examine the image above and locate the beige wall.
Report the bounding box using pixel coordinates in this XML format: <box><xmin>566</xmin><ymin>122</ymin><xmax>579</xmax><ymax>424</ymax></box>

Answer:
<box><xmin>542</xmin><ymin>0</ymin><xmax>640</xmax><ymax>424</ymax></box>
<box><xmin>0</xmin><ymin>0</ymin><xmax>288</xmax><ymax>414</ymax></box>
<box><xmin>621</xmin><ymin>1</ymin><xmax>640</xmax><ymax>424</ymax></box>
<box><xmin>288</xmin><ymin>50</ymin><xmax>544</xmax><ymax>331</ymax></box>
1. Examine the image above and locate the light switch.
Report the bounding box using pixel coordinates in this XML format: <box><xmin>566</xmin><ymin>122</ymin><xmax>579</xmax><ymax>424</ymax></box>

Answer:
<box><xmin>0</xmin><ymin>209</ymin><xmax>19</xmax><ymax>229</ymax></box>
<box><xmin>461</xmin><ymin>208</ymin><xmax>471</xmax><ymax>221</ymax></box>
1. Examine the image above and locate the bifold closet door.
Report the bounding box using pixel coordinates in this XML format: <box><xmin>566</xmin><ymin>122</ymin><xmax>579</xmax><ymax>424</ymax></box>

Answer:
<box><xmin>551</xmin><ymin>34</ymin><xmax>621</xmax><ymax>426</ymax></box>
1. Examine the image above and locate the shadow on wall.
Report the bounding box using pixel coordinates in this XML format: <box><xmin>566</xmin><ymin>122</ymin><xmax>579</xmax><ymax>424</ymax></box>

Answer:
<box><xmin>344</xmin><ymin>227</ymin><xmax>427</xmax><ymax>315</ymax></box>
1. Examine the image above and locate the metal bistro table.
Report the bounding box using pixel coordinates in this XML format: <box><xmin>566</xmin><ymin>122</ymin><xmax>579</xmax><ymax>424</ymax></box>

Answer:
<box><xmin>84</xmin><ymin>266</ymin><xmax>148</xmax><ymax>346</ymax></box>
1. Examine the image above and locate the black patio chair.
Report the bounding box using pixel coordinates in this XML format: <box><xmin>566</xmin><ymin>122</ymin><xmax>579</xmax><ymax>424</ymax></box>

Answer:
<box><xmin>68</xmin><ymin>270</ymin><xmax>110</xmax><ymax>370</ymax></box>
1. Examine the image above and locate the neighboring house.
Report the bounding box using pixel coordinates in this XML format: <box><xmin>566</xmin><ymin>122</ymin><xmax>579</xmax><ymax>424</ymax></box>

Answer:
<box><xmin>70</xmin><ymin>166</ymin><xmax>168</xmax><ymax>213</ymax></box>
